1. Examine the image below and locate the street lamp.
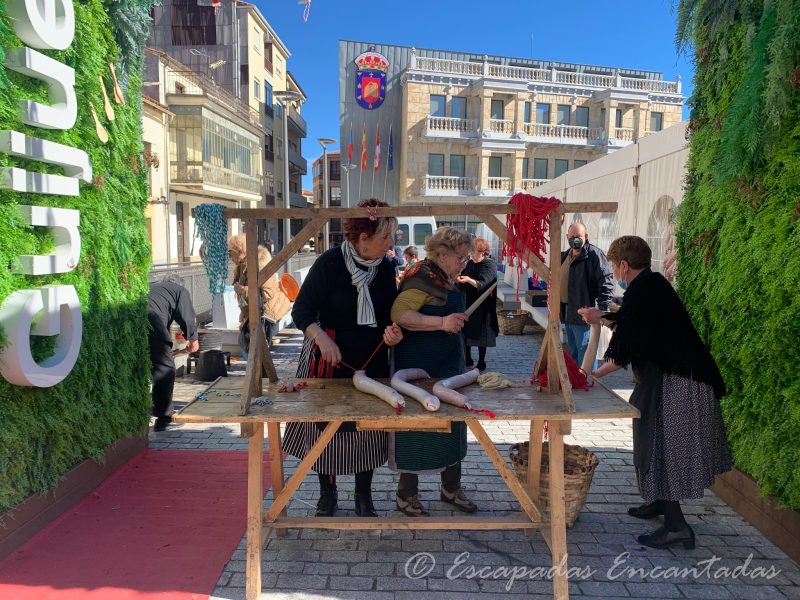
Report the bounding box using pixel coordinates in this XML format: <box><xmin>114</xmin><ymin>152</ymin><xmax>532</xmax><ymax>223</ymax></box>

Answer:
<box><xmin>317</xmin><ymin>137</ymin><xmax>336</xmax><ymax>252</ymax></box>
<box><xmin>273</xmin><ymin>90</ymin><xmax>303</xmax><ymax>254</ymax></box>
<box><xmin>341</xmin><ymin>164</ymin><xmax>356</xmax><ymax>208</ymax></box>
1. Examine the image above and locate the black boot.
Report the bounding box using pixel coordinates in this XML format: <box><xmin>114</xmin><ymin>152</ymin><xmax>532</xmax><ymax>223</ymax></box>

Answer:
<box><xmin>354</xmin><ymin>470</ymin><xmax>378</xmax><ymax>517</ymax></box>
<box><xmin>315</xmin><ymin>474</ymin><xmax>337</xmax><ymax>517</ymax></box>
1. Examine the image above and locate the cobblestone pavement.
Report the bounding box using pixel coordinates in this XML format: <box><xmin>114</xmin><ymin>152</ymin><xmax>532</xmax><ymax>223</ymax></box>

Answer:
<box><xmin>158</xmin><ymin>327</ymin><xmax>800</xmax><ymax>600</ymax></box>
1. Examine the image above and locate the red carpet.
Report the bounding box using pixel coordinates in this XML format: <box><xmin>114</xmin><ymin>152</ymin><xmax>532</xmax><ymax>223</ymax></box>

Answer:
<box><xmin>0</xmin><ymin>449</ymin><xmax>271</xmax><ymax>600</ymax></box>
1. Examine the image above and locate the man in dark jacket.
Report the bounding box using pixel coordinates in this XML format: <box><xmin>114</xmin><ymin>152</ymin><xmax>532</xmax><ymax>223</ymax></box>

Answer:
<box><xmin>148</xmin><ymin>278</ymin><xmax>199</xmax><ymax>431</ymax></box>
<box><xmin>560</xmin><ymin>223</ymin><xmax>613</xmax><ymax>366</ymax></box>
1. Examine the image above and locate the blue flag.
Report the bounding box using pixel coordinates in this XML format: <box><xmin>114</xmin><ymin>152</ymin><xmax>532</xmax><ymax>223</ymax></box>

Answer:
<box><xmin>387</xmin><ymin>124</ymin><xmax>394</xmax><ymax>171</ymax></box>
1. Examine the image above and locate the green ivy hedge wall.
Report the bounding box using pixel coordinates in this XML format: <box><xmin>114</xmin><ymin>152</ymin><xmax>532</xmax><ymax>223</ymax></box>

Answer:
<box><xmin>0</xmin><ymin>0</ymin><xmax>154</xmax><ymax>512</ymax></box>
<box><xmin>676</xmin><ymin>0</ymin><xmax>800</xmax><ymax>508</ymax></box>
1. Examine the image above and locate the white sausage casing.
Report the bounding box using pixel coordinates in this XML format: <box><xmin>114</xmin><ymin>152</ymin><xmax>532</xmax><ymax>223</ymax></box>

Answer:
<box><xmin>432</xmin><ymin>369</ymin><xmax>480</xmax><ymax>409</ymax></box>
<box><xmin>391</xmin><ymin>368</ymin><xmax>440</xmax><ymax>411</ymax></box>
<box><xmin>353</xmin><ymin>370</ymin><xmax>405</xmax><ymax>409</ymax></box>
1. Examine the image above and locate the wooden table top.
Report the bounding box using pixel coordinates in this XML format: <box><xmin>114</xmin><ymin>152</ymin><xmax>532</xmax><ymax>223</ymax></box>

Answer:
<box><xmin>174</xmin><ymin>376</ymin><xmax>639</xmax><ymax>424</ymax></box>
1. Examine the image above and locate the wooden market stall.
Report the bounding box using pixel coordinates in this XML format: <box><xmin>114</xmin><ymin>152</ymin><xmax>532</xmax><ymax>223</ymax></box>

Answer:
<box><xmin>174</xmin><ymin>201</ymin><xmax>638</xmax><ymax>600</ymax></box>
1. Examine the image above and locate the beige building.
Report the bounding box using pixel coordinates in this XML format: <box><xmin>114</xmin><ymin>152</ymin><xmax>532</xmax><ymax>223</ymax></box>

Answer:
<box><xmin>312</xmin><ymin>150</ymin><xmax>343</xmax><ymax>246</ymax></box>
<box><xmin>339</xmin><ymin>42</ymin><xmax>683</xmax><ymax>230</ymax></box>
<box><xmin>143</xmin><ymin>49</ymin><xmax>263</xmax><ymax>264</ymax></box>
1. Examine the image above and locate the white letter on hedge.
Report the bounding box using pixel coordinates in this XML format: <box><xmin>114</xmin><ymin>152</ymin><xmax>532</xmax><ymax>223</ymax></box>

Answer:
<box><xmin>0</xmin><ymin>130</ymin><xmax>92</xmax><ymax>196</ymax></box>
<box><xmin>13</xmin><ymin>206</ymin><xmax>80</xmax><ymax>275</ymax></box>
<box><xmin>3</xmin><ymin>47</ymin><xmax>77</xmax><ymax>130</ymax></box>
<box><xmin>0</xmin><ymin>285</ymin><xmax>82</xmax><ymax>387</ymax></box>
<box><xmin>7</xmin><ymin>0</ymin><xmax>75</xmax><ymax>50</ymax></box>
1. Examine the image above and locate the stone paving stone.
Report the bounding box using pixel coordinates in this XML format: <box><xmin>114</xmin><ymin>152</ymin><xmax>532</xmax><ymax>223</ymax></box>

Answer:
<box><xmin>162</xmin><ymin>328</ymin><xmax>800</xmax><ymax>600</ymax></box>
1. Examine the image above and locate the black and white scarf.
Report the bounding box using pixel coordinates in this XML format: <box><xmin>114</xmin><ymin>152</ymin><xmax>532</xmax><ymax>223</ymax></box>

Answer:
<box><xmin>341</xmin><ymin>241</ymin><xmax>382</xmax><ymax>327</ymax></box>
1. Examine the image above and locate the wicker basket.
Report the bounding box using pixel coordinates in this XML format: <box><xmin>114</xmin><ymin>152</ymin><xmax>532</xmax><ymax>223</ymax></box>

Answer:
<box><xmin>498</xmin><ymin>309</ymin><xmax>529</xmax><ymax>335</ymax></box>
<box><xmin>508</xmin><ymin>441</ymin><xmax>599</xmax><ymax>527</ymax></box>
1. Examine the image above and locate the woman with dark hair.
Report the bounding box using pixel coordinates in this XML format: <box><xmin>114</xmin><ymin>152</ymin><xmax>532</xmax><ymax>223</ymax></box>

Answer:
<box><xmin>457</xmin><ymin>237</ymin><xmax>498</xmax><ymax>371</ymax></box>
<box><xmin>579</xmin><ymin>235</ymin><xmax>731</xmax><ymax>549</ymax></box>
<box><xmin>282</xmin><ymin>199</ymin><xmax>403</xmax><ymax>518</ymax></box>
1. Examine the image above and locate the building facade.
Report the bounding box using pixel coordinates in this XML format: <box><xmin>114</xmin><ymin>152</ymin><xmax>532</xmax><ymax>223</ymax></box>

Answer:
<box><xmin>339</xmin><ymin>41</ymin><xmax>683</xmax><ymax>231</ymax></box>
<box><xmin>147</xmin><ymin>0</ymin><xmax>307</xmax><ymax>255</ymax></box>
<box><xmin>312</xmin><ymin>150</ymin><xmax>343</xmax><ymax>246</ymax></box>
<box><xmin>143</xmin><ymin>49</ymin><xmax>263</xmax><ymax>264</ymax></box>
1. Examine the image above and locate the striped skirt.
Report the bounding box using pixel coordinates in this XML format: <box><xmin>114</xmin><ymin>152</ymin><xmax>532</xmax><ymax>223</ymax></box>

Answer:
<box><xmin>281</xmin><ymin>336</ymin><xmax>388</xmax><ymax>475</ymax></box>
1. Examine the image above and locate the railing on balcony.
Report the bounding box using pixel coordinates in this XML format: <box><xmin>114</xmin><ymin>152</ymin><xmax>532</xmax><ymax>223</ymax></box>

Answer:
<box><xmin>288</xmin><ymin>148</ymin><xmax>307</xmax><ymax>174</ymax></box>
<box><xmin>164</xmin><ymin>70</ymin><xmax>262</xmax><ymax>131</ymax></box>
<box><xmin>411</xmin><ymin>57</ymin><xmax>681</xmax><ymax>94</ymax></box>
<box><xmin>521</xmin><ymin>179</ymin><xmax>550</xmax><ymax>191</ymax></box>
<box><xmin>415</xmin><ymin>57</ymin><xmax>483</xmax><ymax>76</ymax></box>
<box><xmin>523</xmin><ymin>123</ymin><xmax>603</xmax><ymax>143</ymax></box>
<box><xmin>489</xmin><ymin>119</ymin><xmax>514</xmax><ymax>134</ymax></box>
<box><xmin>264</xmin><ymin>57</ymin><xmax>273</xmax><ymax>75</ymax></box>
<box><xmin>170</xmin><ymin>161</ymin><xmax>261</xmax><ymax>195</ymax></box>
<box><xmin>264</xmin><ymin>148</ymin><xmax>275</xmax><ymax>162</ymax></box>
<box><xmin>289</xmin><ymin>192</ymin><xmax>307</xmax><ymax>207</ymax></box>
<box><xmin>427</xmin><ymin>116</ymin><xmax>477</xmax><ymax>135</ymax></box>
<box><xmin>425</xmin><ymin>175</ymin><xmax>477</xmax><ymax>195</ymax></box>
<box><xmin>288</xmin><ymin>106</ymin><xmax>307</xmax><ymax>136</ymax></box>
<box><xmin>486</xmin><ymin>177</ymin><xmax>512</xmax><ymax>193</ymax></box>
<box><xmin>613</xmin><ymin>127</ymin><xmax>635</xmax><ymax>142</ymax></box>
<box><xmin>264</xmin><ymin>104</ymin><xmax>274</xmax><ymax>119</ymax></box>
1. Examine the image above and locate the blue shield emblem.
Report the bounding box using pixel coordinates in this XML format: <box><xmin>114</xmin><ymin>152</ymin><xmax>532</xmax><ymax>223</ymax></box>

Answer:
<box><xmin>355</xmin><ymin>50</ymin><xmax>388</xmax><ymax>110</ymax></box>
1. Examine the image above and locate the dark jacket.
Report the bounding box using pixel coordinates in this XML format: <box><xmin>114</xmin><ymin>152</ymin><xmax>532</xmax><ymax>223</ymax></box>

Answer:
<box><xmin>147</xmin><ymin>281</ymin><xmax>198</xmax><ymax>346</ymax></box>
<box><xmin>459</xmin><ymin>257</ymin><xmax>499</xmax><ymax>340</ymax></box>
<box><xmin>386</xmin><ymin>245</ymin><xmax>405</xmax><ymax>272</ymax></box>
<box><xmin>559</xmin><ymin>242</ymin><xmax>613</xmax><ymax>325</ymax></box>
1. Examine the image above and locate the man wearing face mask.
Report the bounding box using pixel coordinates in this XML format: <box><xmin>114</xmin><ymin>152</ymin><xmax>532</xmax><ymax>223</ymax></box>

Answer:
<box><xmin>560</xmin><ymin>222</ymin><xmax>614</xmax><ymax>366</ymax></box>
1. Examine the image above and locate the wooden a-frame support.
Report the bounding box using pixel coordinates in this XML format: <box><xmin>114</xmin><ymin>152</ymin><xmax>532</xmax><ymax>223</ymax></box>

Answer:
<box><xmin>227</xmin><ymin>201</ymin><xmax>617</xmax><ymax>418</ymax></box>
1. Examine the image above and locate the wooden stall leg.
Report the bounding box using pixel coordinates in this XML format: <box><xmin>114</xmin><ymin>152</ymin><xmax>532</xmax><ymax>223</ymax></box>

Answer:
<box><xmin>548</xmin><ymin>425</ymin><xmax>569</xmax><ymax>599</ymax></box>
<box><xmin>267</xmin><ymin>422</ymin><xmax>287</xmax><ymax>539</ymax></box>
<box><xmin>525</xmin><ymin>419</ymin><xmax>545</xmax><ymax>540</ymax></box>
<box><xmin>245</xmin><ymin>423</ymin><xmax>265</xmax><ymax>600</ymax></box>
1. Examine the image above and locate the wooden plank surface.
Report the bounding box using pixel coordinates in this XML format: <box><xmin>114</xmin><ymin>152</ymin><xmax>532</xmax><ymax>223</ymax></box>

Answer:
<box><xmin>174</xmin><ymin>376</ymin><xmax>638</xmax><ymax>423</ymax></box>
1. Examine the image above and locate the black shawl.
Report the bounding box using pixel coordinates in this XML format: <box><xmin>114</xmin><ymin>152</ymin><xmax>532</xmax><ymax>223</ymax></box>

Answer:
<box><xmin>604</xmin><ymin>268</ymin><xmax>726</xmax><ymax>398</ymax></box>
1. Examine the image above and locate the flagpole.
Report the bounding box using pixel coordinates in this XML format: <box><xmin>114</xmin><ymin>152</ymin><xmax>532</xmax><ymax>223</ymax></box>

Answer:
<box><xmin>371</xmin><ymin>124</ymin><xmax>378</xmax><ymax>198</ymax></box>
<box><xmin>358</xmin><ymin>122</ymin><xmax>364</xmax><ymax>201</ymax></box>
<box><xmin>383</xmin><ymin>124</ymin><xmax>392</xmax><ymax>203</ymax></box>
<box><xmin>382</xmin><ymin>164</ymin><xmax>388</xmax><ymax>202</ymax></box>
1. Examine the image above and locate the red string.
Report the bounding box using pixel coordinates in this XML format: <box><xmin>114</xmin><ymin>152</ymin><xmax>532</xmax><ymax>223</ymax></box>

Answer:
<box><xmin>500</xmin><ymin>193</ymin><xmax>562</xmax><ymax>301</ymax></box>
<box><xmin>534</xmin><ymin>349</ymin><xmax>592</xmax><ymax>391</ymax></box>
<box><xmin>467</xmin><ymin>408</ymin><xmax>497</xmax><ymax>419</ymax></box>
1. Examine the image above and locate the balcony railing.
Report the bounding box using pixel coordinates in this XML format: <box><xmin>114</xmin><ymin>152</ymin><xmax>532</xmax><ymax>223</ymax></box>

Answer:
<box><xmin>264</xmin><ymin>57</ymin><xmax>273</xmax><ymax>75</ymax></box>
<box><xmin>264</xmin><ymin>148</ymin><xmax>275</xmax><ymax>163</ymax></box>
<box><xmin>288</xmin><ymin>148</ymin><xmax>307</xmax><ymax>174</ymax></box>
<box><xmin>288</xmin><ymin>106</ymin><xmax>307</xmax><ymax>137</ymax></box>
<box><xmin>164</xmin><ymin>70</ymin><xmax>262</xmax><ymax>131</ymax></box>
<box><xmin>613</xmin><ymin>127</ymin><xmax>635</xmax><ymax>142</ymax></box>
<box><xmin>289</xmin><ymin>191</ymin><xmax>307</xmax><ymax>207</ymax></box>
<box><xmin>425</xmin><ymin>175</ymin><xmax>476</xmax><ymax>195</ymax></box>
<box><xmin>486</xmin><ymin>177</ymin><xmax>512</xmax><ymax>193</ymax></box>
<box><xmin>521</xmin><ymin>178</ymin><xmax>550</xmax><ymax>191</ymax></box>
<box><xmin>411</xmin><ymin>56</ymin><xmax>681</xmax><ymax>94</ymax></box>
<box><xmin>523</xmin><ymin>123</ymin><xmax>604</xmax><ymax>143</ymax></box>
<box><xmin>489</xmin><ymin>119</ymin><xmax>514</xmax><ymax>134</ymax></box>
<box><xmin>427</xmin><ymin>116</ymin><xmax>478</xmax><ymax>135</ymax></box>
<box><xmin>170</xmin><ymin>161</ymin><xmax>261</xmax><ymax>195</ymax></box>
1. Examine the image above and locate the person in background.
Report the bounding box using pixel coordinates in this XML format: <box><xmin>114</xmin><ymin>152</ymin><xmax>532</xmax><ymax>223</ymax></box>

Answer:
<box><xmin>282</xmin><ymin>199</ymin><xmax>403</xmax><ymax>518</ymax></box>
<box><xmin>385</xmin><ymin>244</ymin><xmax>405</xmax><ymax>274</ymax></box>
<box><xmin>403</xmin><ymin>246</ymin><xmax>419</xmax><ymax>270</ymax></box>
<box><xmin>265</xmin><ymin>238</ymin><xmax>275</xmax><ymax>254</ymax></box>
<box><xmin>148</xmin><ymin>277</ymin><xmax>199</xmax><ymax>432</ymax></box>
<box><xmin>390</xmin><ymin>227</ymin><xmax>477</xmax><ymax>517</ymax></box>
<box><xmin>579</xmin><ymin>236</ymin><xmax>731</xmax><ymax>550</ymax></box>
<box><xmin>457</xmin><ymin>237</ymin><xmax>498</xmax><ymax>371</ymax></box>
<box><xmin>228</xmin><ymin>234</ymin><xmax>291</xmax><ymax>350</ymax></box>
<box><xmin>560</xmin><ymin>222</ymin><xmax>613</xmax><ymax>366</ymax></box>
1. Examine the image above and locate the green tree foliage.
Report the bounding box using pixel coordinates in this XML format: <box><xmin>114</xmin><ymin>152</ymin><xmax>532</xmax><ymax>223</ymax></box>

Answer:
<box><xmin>0</xmin><ymin>0</ymin><xmax>153</xmax><ymax>511</ymax></box>
<box><xmin>676</xmin><ymin>0</ymin><xmax>800</xmax><ymax>508</ymax></box>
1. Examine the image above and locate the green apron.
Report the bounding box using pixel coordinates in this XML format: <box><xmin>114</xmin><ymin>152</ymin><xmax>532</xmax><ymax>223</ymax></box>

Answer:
<box><xmin>392</xmin><ymin>289</ymin><xmax>467</xmax><ymax>472</ymax></box>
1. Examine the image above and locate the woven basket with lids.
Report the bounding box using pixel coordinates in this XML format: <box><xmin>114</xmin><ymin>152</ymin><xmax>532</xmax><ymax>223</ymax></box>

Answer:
<box><xmin>498</xmin><ymin>309</ymin><xmax>529</xmax><ymax>335</ymax></box>
<box><xmin>508</xmin><ymin>441</ymin><xmax>599</xmax><ymax>528</ymax></box>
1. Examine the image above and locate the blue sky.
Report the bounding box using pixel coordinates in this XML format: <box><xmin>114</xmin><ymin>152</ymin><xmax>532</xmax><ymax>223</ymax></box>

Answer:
<box><xmin>253</xmin><ymin>0</ymin><xmax>694</xmax><ymax>189</ymax></box>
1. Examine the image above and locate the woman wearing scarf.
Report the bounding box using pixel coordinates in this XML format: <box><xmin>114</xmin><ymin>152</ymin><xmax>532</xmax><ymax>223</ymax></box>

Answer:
<box><xmin>389</xmin><ymin>227</ymin><xmax>477</xmax><ymax>517</ymax></box>
<box><xmin>579</xmin><ymin>236</ymin><xmax>731</xmax><ymax>549</ymax></box>
<box><xmin>283</xmin><ymin>199</ymin><xmax>403</xmax><ymax>518</ymax></box>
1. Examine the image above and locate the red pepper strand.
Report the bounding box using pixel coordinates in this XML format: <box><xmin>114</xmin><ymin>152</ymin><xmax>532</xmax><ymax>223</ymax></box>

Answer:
<box><xmin>467</xmin><ymin>408</ymin><xmax>497</xmax><ymax>419</ymax></box>
<box><xmin>500</xmin><ymin>193</ymin><xmax>561</xmax><ymax>301</ymax></box>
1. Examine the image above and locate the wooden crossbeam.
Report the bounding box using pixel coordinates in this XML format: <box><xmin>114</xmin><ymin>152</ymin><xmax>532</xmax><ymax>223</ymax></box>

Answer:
<box><xmin>269</xmin><ymin>516</ymin><xmax>542</xmax><ymax>530</ymax></box>
<box><xmin>222</xmin><ymin>202</ymin><xmax>618</xmax><ymax>220</ymax></box>
<box><xmin>257</xmin><ymin>216</ymin><xmax>326</xmax><ymax>283</ymax></box>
